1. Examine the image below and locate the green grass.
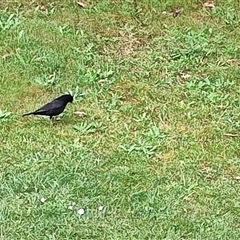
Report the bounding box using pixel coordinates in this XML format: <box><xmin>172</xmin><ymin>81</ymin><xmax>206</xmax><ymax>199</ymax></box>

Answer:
<box><xmin>1</xmin><ymin>0</ymin><xmax>240</xmax><ymax>239</ymax></box>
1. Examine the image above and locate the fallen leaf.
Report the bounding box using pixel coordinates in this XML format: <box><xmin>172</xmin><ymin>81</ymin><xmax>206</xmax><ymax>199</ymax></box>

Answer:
<box><xmin>180</xmin><ymin>72</ymin><xmax>191</xmax><ymax>79</ymax></box>
<box><xmin>203</xmin><ymin>1</ymin><xmax>215</xmax><ymax>8</ymax></box>
<box><xmin>40</xmin><ymin>6</ymin><xmax>46</xmax><ymax>11</ymax></box>
<box><xmin>226</xmin><ymin>59</ymin><xmax>239</xmax><ymax>65</ymax></box>
<box><xmin>224</xmin><ymin>133</ymin><xmax>238</xmax><ymax>137</ymax></box>
<box><xmin>132</xmin><ymin>126</ymin><xmax>137</xmax><ymax>131</ymax></box>
<box><xmin>35</xmin><ymin>57</ymin><xmax>42</xmax><ymax>61</ymax></box>
<box><xmin>152</xmin><ymin>8</ymin><xmax>157</xmax><ymax>13</ymax></box>
<box><xmin>77</xmin><ymin>2</ymin><xmax>86</xmax><ymax>8</ymax></box>
<box><xmin>2</xmin><ymin>51</ymin><xmax>14</xmax><ymax>60</ymax></box>
<box><xmin>74</xmin><ymin>111</ymin><xmax>87</xmax><ymax>117</ymax></box>
<box><xmin>172</xmin><ymin>8</ymin><xmax>183</xmax><ymax>18</ymax></box>
<box><xmin>98</xmin><ymin>79</ymin><xmax>108</xmax><ymax>84</ymax></box>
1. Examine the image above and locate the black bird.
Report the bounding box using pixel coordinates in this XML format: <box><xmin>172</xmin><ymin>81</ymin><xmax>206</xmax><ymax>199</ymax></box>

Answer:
<box><xmin>22</xmin><ymin>94</ymin><xmax>73</xmax><ymax>119</ymax></box>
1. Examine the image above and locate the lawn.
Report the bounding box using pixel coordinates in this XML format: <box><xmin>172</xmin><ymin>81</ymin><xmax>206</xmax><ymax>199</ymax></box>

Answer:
<box><xmin>1</xmin><ymin>0</ymin><xmax>240</xmax><ymax>239</ymax></box>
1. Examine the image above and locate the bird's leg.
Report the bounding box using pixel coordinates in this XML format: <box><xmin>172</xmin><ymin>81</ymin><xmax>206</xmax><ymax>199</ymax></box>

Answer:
<box><xmin>49</xmin><ymin>115</ymin><xmax>54</xmax><ymax>126</ymax></box>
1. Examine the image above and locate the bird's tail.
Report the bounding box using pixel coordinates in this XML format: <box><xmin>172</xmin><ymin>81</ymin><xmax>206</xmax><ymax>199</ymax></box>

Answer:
<box><xmin>22</xmin><ymin>112</ymin><xmax>34</xmax><ymax>117</ymax></box>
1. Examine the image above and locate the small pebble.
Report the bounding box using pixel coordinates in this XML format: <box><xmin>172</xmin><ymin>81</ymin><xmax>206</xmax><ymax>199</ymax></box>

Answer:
<box><xmin>40</xmin><ymin>197</ymin><xmax>46</xmax><ymax>203</ymax></box>
<box><xmin>98</xmin><ymin>206</ymin><xmax>104</xmax><ymax>211</ymax></box>
<box><xmin>77</xmin><ymin>208</ymin><xmax>85</xmax><ymax>215</ymax></box>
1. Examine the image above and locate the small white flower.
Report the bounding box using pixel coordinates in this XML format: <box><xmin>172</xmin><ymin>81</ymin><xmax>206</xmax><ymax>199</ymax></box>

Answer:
<box><xmin>68</xmin><ymin>205</ymin><xmax>74</xmax><ymax>210</ymax></box>
<box><xmin>77</xmin><ymin>208</ymin><xmax>85</xmax><ymax>215</ymax></box>
<box><xmin>68</xmin><ymin>202</ymin><xmax>76</xmax><ymax>210</ymax></box>
<box><xmin>98</xmin><ymin>206</ymin><xmax>104</xmax><ymax>211</ymax></box>
<box><xmin>40</xmin><ymin>197</ymin><xmax>46</xmax><ymax>203</ymax></box>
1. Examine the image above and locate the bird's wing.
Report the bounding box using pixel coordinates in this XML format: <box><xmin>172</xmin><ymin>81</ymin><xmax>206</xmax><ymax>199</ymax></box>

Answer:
<box><xmin>34</xmin><ymin>99</ymin><xmax>63</xmax><ymax>114</ymax></box>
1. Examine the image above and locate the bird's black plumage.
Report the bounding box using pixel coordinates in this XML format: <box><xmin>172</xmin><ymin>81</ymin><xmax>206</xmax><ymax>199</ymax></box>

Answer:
<box><xmin>22</xmin><ymin>94</ymin><xmax>73</xmax><ymax>119</ymax></box>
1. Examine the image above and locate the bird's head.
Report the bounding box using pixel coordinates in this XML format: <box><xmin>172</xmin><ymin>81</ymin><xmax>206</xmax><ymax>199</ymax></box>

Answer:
<box><xmin>60</xmin><ymin>94</ymin><xmax>74</xmax><ymax>103</ymax></box>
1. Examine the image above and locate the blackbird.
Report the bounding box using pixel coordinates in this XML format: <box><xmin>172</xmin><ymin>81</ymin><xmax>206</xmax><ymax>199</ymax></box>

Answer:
<box><xmin>22</xmin><ymin>94</ymin><xmax>73</xmax><ymax>119</ymax></box>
